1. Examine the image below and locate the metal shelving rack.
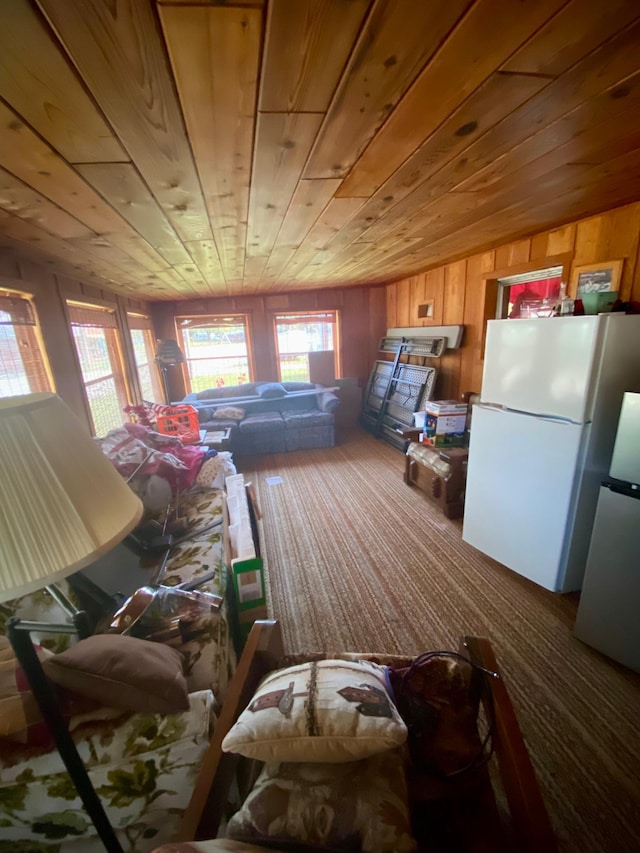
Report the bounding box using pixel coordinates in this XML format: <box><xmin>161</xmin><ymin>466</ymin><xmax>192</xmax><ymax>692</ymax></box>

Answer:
<box><xmin>360</xmin><ymin>336</ymin><xmax>442</xmax><ymax>450</ymax></box>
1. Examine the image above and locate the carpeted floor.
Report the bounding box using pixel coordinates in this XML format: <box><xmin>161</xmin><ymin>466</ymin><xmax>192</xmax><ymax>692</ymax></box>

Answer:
<box><xmin>237</xmin><ymin>427</ymin><xmax>640</xmax><ymax>853</ymax></box>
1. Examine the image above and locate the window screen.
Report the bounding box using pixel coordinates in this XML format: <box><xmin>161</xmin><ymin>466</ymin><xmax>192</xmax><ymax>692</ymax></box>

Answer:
<box><xmin>176</xmin><ymin>315</ymin><xmax>251</xmax><ymax>392</ymax></box>
<box><xmin>67</xmin><ymin>301</ymin><xmax>128</xmax><ymax>436</ymax></box>
<box><xmin>127</xmin><ymin>313</ymin><xmax>163</xmax><ymax>403</ymax></box>
<box><xmin>274</xmin><ymin>311</ymin><xmax>338</xmax><ymax>382</ymax></box>
<box><xmin>0</xmin><ymin>293</ymin><xmax>52</xmax><ymax>397</ymax></box>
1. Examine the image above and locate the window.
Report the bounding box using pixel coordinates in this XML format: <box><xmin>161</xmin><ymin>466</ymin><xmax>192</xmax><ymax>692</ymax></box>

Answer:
<box><xmin>176</xmin><ymin>315</ymin><xmax>252</xmax><ymax>392</ymax></box>
<box><xmin>497</xmin><ymin>266</ymin><xmax>563</xmax><ymax>319</ymax></box>
<box><xmin>273</xmin><ymin>311</ymin><xmax>339</xmax><ymax>382</ymax></box>
<box><xmin>127</xmin><ymin>313</ymin><xmax>164</xmax><ymax>403</ymax></box>
<box><xmin>67</xmin><ymin>301</ymin><xmax>129</xmax><ymax>436</ymax></box>
<box><xmin>0</xmin><ymin>292</ymin><xmax>52</xmax><ymax>397</ymax></box>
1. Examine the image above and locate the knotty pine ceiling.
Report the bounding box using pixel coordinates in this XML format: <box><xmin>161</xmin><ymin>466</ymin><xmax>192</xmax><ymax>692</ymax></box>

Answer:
<box><xmin>1</xmin><ymin>0</ymin><xmax>640</xmax><ymax>301</ymax></box>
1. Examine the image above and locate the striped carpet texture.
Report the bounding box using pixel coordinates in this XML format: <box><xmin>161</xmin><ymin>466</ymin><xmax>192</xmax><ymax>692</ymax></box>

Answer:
<box><xmin>238</xmin><ymin>428</ymin><xmax>640</xmax><ymax>853</ymax></box>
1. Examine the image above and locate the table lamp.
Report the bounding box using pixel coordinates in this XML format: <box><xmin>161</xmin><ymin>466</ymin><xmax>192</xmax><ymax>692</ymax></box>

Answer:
<box><xmin>0</xmin><ymin>392</ymin><xmax>144</xmax><ymax>853</ymax></box>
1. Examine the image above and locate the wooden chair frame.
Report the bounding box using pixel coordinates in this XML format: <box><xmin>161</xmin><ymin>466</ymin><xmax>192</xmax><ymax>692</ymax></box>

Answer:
<box><xmin>178</xmin><ymin>620</ymin><xmax>557</xmax><ymax>852</ymax></box>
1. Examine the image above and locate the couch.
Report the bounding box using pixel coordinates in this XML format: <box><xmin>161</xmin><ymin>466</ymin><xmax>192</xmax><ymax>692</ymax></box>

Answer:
<box><xmin>183</xmin><ymin>381</ymin><xmax>339</xmax><ymax>455</ymax></box>
<box><xmin>0</xmin><ymin>485</ymin><xmax>237</xmax><ymax>853</ymax></box>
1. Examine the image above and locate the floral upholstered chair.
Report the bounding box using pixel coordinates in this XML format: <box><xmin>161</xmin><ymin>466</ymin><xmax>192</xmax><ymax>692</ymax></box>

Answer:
<box><xmin>0</xmin><ymin>487</ymin><xmax>237</xmax><ymax>852</ymax></box>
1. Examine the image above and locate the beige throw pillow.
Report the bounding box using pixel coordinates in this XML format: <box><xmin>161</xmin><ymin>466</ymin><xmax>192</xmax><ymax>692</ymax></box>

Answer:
<box><xmin>213</xmin><ymin>406</ymin><xmax>245</xmax><ymax>420</ymax></box>
<box><xmin>222</xmin><ymin>659</ymin><xmax>406</xmax><ymax>763</ymax></box>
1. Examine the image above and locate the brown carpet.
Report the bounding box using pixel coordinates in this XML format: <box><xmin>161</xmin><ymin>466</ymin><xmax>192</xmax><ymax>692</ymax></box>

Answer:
<box><xmin>238</xmin><ymin>428</ymin><xmax>640</xmax><ymax>853</ymax></box>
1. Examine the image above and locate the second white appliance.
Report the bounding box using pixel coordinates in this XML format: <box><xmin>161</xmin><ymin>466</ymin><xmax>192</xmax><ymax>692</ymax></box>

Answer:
<box><xmin>574</xmin><ymin>392</ymin><xmax>640</xmax><ymax>672</ymax></box>
<box><xmin>462</xmin><ymin>314</ymin><xmax>640</xmax><ymax>592</ymax></box>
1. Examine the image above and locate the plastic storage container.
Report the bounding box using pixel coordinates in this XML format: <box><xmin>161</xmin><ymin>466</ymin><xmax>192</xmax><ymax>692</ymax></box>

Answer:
<box><xmin>156</xmin><ymin>405</ymin><xmax>200</xmax><ymax>443</ymax></box>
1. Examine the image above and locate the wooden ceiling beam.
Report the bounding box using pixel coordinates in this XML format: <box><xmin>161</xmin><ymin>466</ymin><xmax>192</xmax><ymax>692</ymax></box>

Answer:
<box><xmin>159</xmin><ymin>3</ymin><xmax>262</xmax><ymax>284</ymax></box>
<box><xmin>0</xmin><ymin>0</ymin><xmax>126</xmax><ymax>164</ymax></box>
<box><xmin>336</xmin><ymin>0</ymin><xmax>568</xmax><ymax>197</ymax></box>
<box><xmin>260</xmin><ymin>0</ymin><xmax>371</xmax><ymax>113</ymax></box>
<box><xmin>36</xmin><ymin>0</ymin><xmax>213</xmax><ymax>243</ymax></box>
<box><xmin>304</xmin><ymin>0</ymin><xmax>474</xmax><ymax>181</ymax></box>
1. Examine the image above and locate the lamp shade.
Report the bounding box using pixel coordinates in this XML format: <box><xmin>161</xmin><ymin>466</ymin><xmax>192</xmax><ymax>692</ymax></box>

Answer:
<box><xmin>0</xmin><ymin>393</ymin><xmax>143</xmax><ymax>603</ymax></box>
<box><xmin>154</xmin><ymin>339</ymin><xmax>185</xmax><ymax>367</ymax></box>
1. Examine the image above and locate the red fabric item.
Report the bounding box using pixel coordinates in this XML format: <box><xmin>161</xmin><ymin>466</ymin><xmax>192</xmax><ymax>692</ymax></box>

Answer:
<box><xmin>97</xmin><ymin>423</ymin><xmax>206</xmax><ymax>491</ymax></box>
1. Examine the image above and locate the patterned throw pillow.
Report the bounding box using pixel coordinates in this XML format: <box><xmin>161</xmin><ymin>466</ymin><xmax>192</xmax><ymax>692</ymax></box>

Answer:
<box><xmin>226</xmin><ymin>749</ymin><xmax>417</xmax><ymax>852</ymax></box>
<box><xmin>221</xmin><ymin>659</ymin><xmax>407</xmax><ymax>763</ymax></box>
<box><xmin>212</xmin><ymin>406</ymin><xmax>245</xmax><ymax>420</ymax></box>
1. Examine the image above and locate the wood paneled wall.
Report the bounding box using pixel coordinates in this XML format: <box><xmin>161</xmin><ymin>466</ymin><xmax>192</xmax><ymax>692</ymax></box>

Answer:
<box><xmin>0</xmin><ymin>252</ymin><xmax>150</xmax><ymax>431</ymax></box>
<box><xmin>151</xmin><ymin>285</ymin><xmax>388</xmax><ymax>402</ymax></box>
<box><xmin>386</xmin><ymin>201</ymin><xmax>640</xmax><ymax>400</ymax></box>
<box><xmin>4</xmin><ymin>199</ymin><xmax>639</xmax><ymax>428</ymax></box>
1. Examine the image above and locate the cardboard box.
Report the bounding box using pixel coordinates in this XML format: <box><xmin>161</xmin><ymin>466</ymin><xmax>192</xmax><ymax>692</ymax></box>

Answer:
<box><xmin>423</xmin><ymin>400</ymin><xmax>467</xmax><ymax>447</ymax></box>
<box><xmin>223</xmin><ymin>479</ymin><xmax>268</xmax><ymax>648</ymax></box>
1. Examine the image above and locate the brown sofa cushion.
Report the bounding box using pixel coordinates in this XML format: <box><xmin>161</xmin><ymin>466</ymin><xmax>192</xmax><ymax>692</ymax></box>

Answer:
<box><xmin>43</xmin><ymin>634</ymin><xmax>189</xmax><ymax>714</ymax></box>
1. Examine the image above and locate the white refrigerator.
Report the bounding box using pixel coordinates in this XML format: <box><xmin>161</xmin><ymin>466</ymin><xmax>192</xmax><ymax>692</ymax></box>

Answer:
<box><xmin>462</xmin><ymin>314</ymin><xmax>640</xmax><ymax>592</ymax></box>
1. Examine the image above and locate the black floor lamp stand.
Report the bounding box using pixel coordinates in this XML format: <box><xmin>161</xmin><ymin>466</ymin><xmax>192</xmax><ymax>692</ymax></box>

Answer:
<box><xmin>7</xmin><ymin>618</ymin><xmax>124</xmax><ymax>853</ymax></box>
<box><xmin>160</xmin><ymin>364</ymin><xmax>171</xmax><ymax>404</ymax></box>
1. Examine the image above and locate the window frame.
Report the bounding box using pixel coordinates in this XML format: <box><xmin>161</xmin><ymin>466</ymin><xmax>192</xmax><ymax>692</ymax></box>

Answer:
<box><xmin>0</xmin><ymin>289</ymin><xmax>53</xmax><ymax>397</ymax></box>
<box><xmin>272</xmin><ymin>310</ymin><xmax>340</xmax><ymax>383</ymax></box>
<box><xmin>496</xmin><ymin>266</ymin><xmax>564</xmax><ymax>319</ymax></box>
<box><xmin>66</xmin><ymin>299</ymin><xmax>130</xmax><ymax>436</ymax></box>
<box><xmin>126</xmin><ymin>312</ymin><xmax>164</xmax><ymax>403</ymax></box>
<box><xmin>175</xmin><ymin>313</ymin><xmax>254</xmax><ymax>393</ymax></box>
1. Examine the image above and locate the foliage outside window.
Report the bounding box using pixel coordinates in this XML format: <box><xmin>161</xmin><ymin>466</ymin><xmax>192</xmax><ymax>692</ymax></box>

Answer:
<box><xmin>0</xmin><ymin>292</ymin><xmax>52</xmax><ymax>397</ymax></box>
<box><xmin>274</xmin><ymin>311</ymin><xmax>339</xmax><ymax>382</ymax></box>
<box><xmin>176</xmin><ymin>315</ymin><xmax>252</xmax><ymax>393</ymax></box>
<box><xmin>127</xmin><ymin>313</ymin><xmax>164</xmax><ymax>403</ymax></box>
<box><xmin>67</xmin><ymin>301</ymin><xmax>129</xmax><ymax>436</ymax></box>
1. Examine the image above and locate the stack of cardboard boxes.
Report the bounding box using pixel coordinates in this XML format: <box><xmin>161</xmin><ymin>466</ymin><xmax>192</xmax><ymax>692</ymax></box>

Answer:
<box><xmin>422</xmin><ymin>400</ymin><xmax>468</xmax><ymax>447</ymax></box>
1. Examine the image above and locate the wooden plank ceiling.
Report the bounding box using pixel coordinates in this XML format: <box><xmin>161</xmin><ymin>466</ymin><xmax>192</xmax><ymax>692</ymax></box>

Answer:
<box><xmin>0</xmin><ymin>0</ymin><xmax>639</xmax><ymax>300</ymax></box>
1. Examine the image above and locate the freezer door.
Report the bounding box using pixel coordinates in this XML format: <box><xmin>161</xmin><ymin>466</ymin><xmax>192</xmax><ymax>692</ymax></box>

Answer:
<box><xmin>610</xmin><ymin>392</ymin><xmax>640</xmax><ymax>484</ymax></box>
<box><xmin>462</xmin><ymin>405</ymin><xmax>586</xmax><ymax>591</ymax></box>
<box><xmin>481</xmin><ymin>316</ymin><xmax>601</xmax><ymax>421</ymax></box>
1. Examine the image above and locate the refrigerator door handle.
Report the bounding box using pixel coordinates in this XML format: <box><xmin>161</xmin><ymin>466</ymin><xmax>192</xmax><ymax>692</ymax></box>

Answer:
<box><xmin>478</xmin><ymin>402</ymin><xmax>585</xmax><ymax>426</ymax></box>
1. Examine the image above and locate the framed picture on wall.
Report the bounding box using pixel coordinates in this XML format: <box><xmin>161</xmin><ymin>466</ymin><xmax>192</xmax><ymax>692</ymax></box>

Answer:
<box><xmin>572</xmin><ymin>259</ymin><xmax>623</xmax><ymax>297</ymax></box>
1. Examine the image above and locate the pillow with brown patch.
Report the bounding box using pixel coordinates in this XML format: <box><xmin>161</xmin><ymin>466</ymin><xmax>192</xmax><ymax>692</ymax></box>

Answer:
<box><xmin>225</xmin><ymin>748</ymin><xmax>416</xmax><ymax>852</ymax></box>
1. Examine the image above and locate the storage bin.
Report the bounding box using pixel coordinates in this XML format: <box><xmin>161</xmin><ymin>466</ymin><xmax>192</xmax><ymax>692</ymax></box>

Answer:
<box><xmin>156</xmin><ymin>405</ymin><xmax>200</xmax><ymax>443</ymax></box>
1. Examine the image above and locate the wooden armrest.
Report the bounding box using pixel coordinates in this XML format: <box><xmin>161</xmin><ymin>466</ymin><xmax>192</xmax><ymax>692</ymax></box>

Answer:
<box><xmin>462</xmin><ymin>636</ymin><xmax>557</xmax><ymax>853</ymax></box>
<box><xmin>178</xmin><ymin>619</ymin><xmax>283</xmax><ymax>842</ymax></box>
